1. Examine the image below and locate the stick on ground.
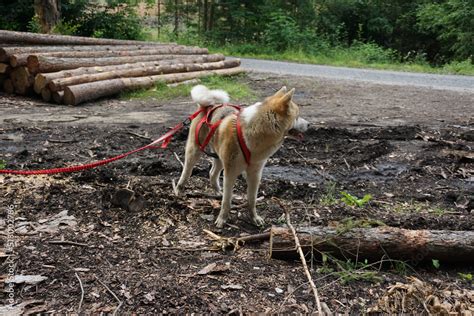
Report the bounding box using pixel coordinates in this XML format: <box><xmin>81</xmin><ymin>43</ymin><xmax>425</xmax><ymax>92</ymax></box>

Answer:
<box><xmin>95</xmin><ymin>276</ymin><xmax>123</xmax><ymax>316</ymax></box>
<box><xmin>276</xmin><ymin>198</ymin><xmax>323</xmax><ymax>315</ymax></box>
<box><xmin>75</xmin><ymin>272</ymin><xmax>84</xmax><ymax>314</ymax></box>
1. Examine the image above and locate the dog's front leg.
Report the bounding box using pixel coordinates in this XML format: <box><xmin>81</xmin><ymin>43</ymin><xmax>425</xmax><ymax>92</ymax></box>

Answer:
<box><xmin>246</xmin><ymin>162</ymin><xmax>265</xmax><ymax>226</ymax></box>
<box><xmin>215</xmin><ymin>168</ymin><xmax>239</xmax><ymax>228</ymax></box>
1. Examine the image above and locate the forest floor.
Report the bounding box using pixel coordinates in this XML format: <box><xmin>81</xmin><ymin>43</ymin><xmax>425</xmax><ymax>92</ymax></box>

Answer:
<box><xmin>0</xmin><ymin>73</ymin><xmax>473</xmax><ymax>314</ymax></box>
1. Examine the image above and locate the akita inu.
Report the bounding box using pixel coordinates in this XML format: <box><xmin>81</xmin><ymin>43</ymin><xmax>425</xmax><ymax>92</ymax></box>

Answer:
<box><xmin>174</xmin><ymin>85</ymin><xmax>309</xmax><ymax>228</ymax></box>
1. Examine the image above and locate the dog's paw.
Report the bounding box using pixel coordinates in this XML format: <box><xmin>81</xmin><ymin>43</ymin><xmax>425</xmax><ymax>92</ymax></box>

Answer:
<box><xmin>252</xmin><ymin>214</ymin><xmax>265</xmax><ymax>227</ymax></box>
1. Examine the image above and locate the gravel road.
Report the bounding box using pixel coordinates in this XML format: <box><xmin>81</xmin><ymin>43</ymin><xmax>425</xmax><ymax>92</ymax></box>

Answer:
<box><xmin>240</xmin><ymin>58</ymin><xmax>474</xmax><ymax>92</ymax></box>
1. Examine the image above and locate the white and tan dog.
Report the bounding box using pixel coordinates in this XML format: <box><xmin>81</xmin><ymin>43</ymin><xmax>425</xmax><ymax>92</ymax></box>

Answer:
<box><xmin>174</xmin><ymin>85</ymin><xmax>309</xmax><ymax>227</ymax></box>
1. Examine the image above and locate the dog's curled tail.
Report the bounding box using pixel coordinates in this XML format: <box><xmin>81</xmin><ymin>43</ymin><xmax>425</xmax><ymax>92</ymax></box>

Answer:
<box><xmin>191</xmin><ymin>85</ymin><xmax>229</xmax><ymax>107</ymax></box>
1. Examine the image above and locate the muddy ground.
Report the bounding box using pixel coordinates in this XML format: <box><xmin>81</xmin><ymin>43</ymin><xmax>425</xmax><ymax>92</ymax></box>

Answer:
<box><xmin>1</xmin><ymin>73</ymin><xmax>473</xmax><ymax>314</ymax></box>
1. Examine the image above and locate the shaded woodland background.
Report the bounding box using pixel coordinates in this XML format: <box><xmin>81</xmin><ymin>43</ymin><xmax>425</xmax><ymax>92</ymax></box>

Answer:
<box><xmin>0</xmin><ymin>0</ymin><xmax>472</xmax><ymax>66</ymax></box>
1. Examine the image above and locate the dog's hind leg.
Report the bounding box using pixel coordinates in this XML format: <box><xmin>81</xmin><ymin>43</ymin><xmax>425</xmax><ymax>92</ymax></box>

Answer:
<box><xmin>209</xmin><ymin>158</ymin><xmax>223</xmax><ymax>193</ymax></box>
<box><xmin>173</xmin><ymin>142</ymin><xmax>202</xmax><ymax>196</ymax></box>
<box><xmin>215</xmin><ymin>168</ymin><xmax>239</xmax><ymax>228</ymax></box>
<box><xmin>245</xmin><ymin>162</ymin><xmax>265</xmax><ymax>226</ymax></box>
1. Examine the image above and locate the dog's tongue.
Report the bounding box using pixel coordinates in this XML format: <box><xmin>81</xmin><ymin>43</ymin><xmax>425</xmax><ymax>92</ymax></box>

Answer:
<box><xmin>289</xmin><ymin>129</ymin><xmax>304</xmax><ymax>141</ymax></box>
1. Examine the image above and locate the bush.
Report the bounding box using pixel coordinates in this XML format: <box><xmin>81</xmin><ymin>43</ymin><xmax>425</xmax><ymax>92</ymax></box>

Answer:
<box><xmin>350</xmin><ymin>41</ymin><xmax>397</xmax><ymax>64</ymax></box>
<box><xmin>0</xmin><ymin>0</ymin><xmax>34</xmax><ymax>31</ymax></box>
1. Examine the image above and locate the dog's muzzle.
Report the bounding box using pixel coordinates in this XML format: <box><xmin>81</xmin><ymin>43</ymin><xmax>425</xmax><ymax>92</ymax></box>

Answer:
<box><xmin>288</xmin><ymin>117</ymin><xmax>309</xmax><ymax>140</ymax></box>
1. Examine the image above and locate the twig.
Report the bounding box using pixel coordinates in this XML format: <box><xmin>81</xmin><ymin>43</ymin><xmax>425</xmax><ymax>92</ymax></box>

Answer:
<box><xmin>173</xmin><ymin>151</ymin><xmax>184</xmax><ymax>168</ymax></box>
<box><xmin>75</xmin><ymin>272</ymin><xmax>84</xmax><ymax>314</ymax></box>
<box><xmin>95</xmin><ymin>276</ymin><xmax>123</xmax><ymax>316</ymax></box>
<box><xmin>275</xmin><ymin>198</ymin><xmax>323</xmax><ymax>315</ymax></box>
<box><xmin>48</xmin><ymin>240</ymin><xmax>90</xmax><ymax>247</ymax></box>
<box><xmin>126</xmin><ymin>131</ymin><xmax>151</xmax><ymax>141</ymax></box>
<box><xmin>48</xmin><ymin>138</ymin><xmax>77</xmax><ymax>143</ymax></box>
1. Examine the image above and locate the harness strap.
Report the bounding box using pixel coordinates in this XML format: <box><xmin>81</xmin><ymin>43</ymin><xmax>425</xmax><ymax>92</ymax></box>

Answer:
<box><xmin>236</xmin><ymin>112</ymin><xmax>251</xmax><ymax>165</ymax></box>
<box><xmin>194</xmin><ymin>103</ymin><xmax>251</xmax><ymax>165</ymax></box>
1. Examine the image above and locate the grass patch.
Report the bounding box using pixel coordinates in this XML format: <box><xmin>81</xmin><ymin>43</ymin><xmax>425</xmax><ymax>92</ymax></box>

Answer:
<box><xmin>121</xmin><ymin>74</ymin><xmax>255</xmax><ymax>102</ymax></box>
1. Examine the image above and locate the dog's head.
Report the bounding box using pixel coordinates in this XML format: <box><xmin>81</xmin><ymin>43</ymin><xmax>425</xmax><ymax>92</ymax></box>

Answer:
<box><xmin>266</xmin><ymin>86</ymin><xmax>309</xmax><ymax>140</ymax></box>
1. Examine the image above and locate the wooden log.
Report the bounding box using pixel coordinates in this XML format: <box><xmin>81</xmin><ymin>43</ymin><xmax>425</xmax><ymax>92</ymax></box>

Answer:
<box><xmin>10</xmin><ymin>47</ymin><xmax>209</xmax><ymax>67</ymax></box>
<box><xmin>28</xmin><ymin>54</ymin><xmax>221</xmax><ymax>74</ymax></box>
<box><xmin>41</xmin><ymin>87</ymin><xmax>52</xmax><ymax>102</ymax></box>
<box><xmin>0</xmin><ymin>44</ymin><xmax>184</xmax><ymax>62</ymax></box>
<box><xmin>48</xmin><ymin>59</ymin><xmax>240</xmax><ymax>92</ymax></box>
<box><xmin>10</xmin><ymin>67</ymin><xmax>34</xmax><ymax>95</ymax></box>
<box><xmin>269</xmin><ymin>226</ymin><xmax>474</xmax><ymax>264</ymax></box>
<box><xmin>63</xmin><ymin>67</ymin><xmax>244</xmax><ymax>105</ymax></box>
<box><xmin>0</xmin><ymin>29</ymin><xmax>169</xmax><ymax>46</ymax></box>
<box><xmin>3</xmin><ymin>79</ymin><xmax>14</xmax><ymax>94</ymax></box>
<box><xmin>0</xmin><ymin>63</ymin><xmax>10</xmax><ymax>74</ymax></box>
<box><xmin>0</xmin><ymin>74</ymin><xmax>5</xmax><ymax>90</ymax></box>
<box><xmin>52</xmin><ymin>91</ymin><xmax>64</xmax><ymax>104</ymax></box>
<box><xmin>33</xmin><ymin>54</ymin><xmax>225</xmax><ymax>93</ymax></box>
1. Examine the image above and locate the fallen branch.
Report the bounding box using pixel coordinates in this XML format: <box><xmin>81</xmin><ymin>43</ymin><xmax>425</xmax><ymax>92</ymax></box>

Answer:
<box><xmin>48</xmin><ymin>240</ymin><xmax>90</xmax><ymax>247</ymax></box>
<box><xmin>277</xmin><ymin>199</ymin><xmax>323</xmax><ymax>315</ymax></box>
<box><xmin>95</xmin><ymin>276</ymin><xmax>123</xmax><ymax>316</ymax></box>
<box><xmin>75</xmin><ymin>272</ymin><xmax>84</xmax><ymax>314</ymax></box>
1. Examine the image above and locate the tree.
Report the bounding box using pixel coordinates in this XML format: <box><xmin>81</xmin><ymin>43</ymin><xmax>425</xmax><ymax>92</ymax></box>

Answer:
<box><xmin>34</xmin><ymin>0</ymin><xmax>60</xmax><ymax>33</ymax></box>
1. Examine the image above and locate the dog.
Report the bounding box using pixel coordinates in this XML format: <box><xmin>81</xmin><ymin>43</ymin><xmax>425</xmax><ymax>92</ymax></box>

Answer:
<box><xmin>174</xmin><ymin>85</ymin><xmax>309</xmax><ymax>228</ymax></box>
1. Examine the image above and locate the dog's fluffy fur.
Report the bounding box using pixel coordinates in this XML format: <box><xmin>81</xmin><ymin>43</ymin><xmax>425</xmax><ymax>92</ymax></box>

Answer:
<box><xmin>174</xmin><ymin>85</ymin><xmax>308</xmax><ymax>227</ymax></box>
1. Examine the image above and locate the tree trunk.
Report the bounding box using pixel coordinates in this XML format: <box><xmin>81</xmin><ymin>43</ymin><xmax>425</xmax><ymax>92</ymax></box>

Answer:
<box><xmin>174</xmin><ymin>0</ymin><xmax>179</xmax><ymax>36</ymax></box>
<box><xmin>0</xmin><ymin>30</ymin><xmax>168</xmax><ymax>46</ymax></box>
<box><xmin>0</xmin><ymin>44</ymin><xmax>181</xmax><ymax>62</ymax></box>
<box><xmin>34</xmin><ymin>0</ymin><xmax>60</xmax><ymax>33</ymax></box>
<box><xmin>203</xmin><ymin>0</ymin><xmax>208</xmax><ymax>32</ymax></box>
<box><xmin>48</xmin><ymin>59</ymin><xmax>240</xmax><ymax>92</ymax></box>
<box><xmin>10</xmin><ymin>67</ymin><xmax>34</xmax><ymax>95</ymax></box>
<box><xmin>33</xmin><ymin>54</ymin><xmax>225</xmax><ymax>93</ymax></box>
<box><xmin>41</xmin><ymin>87</ymin><xmax>52</xmax><ymax>102</ymax></box>
<box><xmin>269</xmin><ymin>226</ymin><xmax>474</xmax><ymax>264</ymax></box>
<box><xmin>28</xmin><ymin>53</ymin><xmax>219</xmax><ymax>74</ymax></box>
<box><xmin>63</xmin><ymin>67</ymin><xmax>244</xmax><ymax>105</ymax></box>
<box><xmin>10</xmin><ymin>47</ymin><xmax>208</xmax><ymax>67</ymax></box>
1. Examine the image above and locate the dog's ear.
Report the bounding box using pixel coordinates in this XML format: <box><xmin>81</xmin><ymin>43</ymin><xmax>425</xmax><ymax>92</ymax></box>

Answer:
<box><xmin>280</xmin><ymin>88</ymin><xmax>295</xmax><ymax>104</ymax></box>
<box><xmin>273</xmin><ymin>86</ymin><xmax>287</xmax><ymax>97</ymax></box>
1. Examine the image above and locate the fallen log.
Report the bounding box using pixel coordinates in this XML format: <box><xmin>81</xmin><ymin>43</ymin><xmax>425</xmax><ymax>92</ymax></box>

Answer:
<box><xmin>0</xmin><ymin>29</ymin><xmax>169</xmax><ymax>46</ymax></box>
<box><xmin>28</xmin><ymin>54</ymin><xmax>220</xmax><ymax>74</ymax></box>
<box><xmin>33</xmin><ymin>54</ymin><xmax>225</xmax><ymax>93</ymax></box>
<box><xmin>10</xmin><ymin>47</ymin><xmax>209</xmax><ymax>67</ymax></box>
<box><xmin>63</xmin><ymin>67</ymin><xmax>244</xmax><ymax>105</ymax></box>
<box><xmin>41</xmin><ymin>88</ymin><xmax>52</xmax><ymax>102</ymax></box>
<box><xmin>48</xmin><ymin>59</ymin><xmax>240</xmax><ymax>92</ymax></box>
<box><xmin>52</xmin><ymin>91</ymin><xmax>64</xmax><ymax>104</ymax></box>
<box><xmin>3</xmin><ymin>79</ymin><xmax>14</xmax><ymax>94</ymax></box>
<box><xmin>0</xmin><ymin>63</ymin><xmax>10</xmax><ymax>74</ymax></box>
<box><xmin>0</xmin><ymin>44</ymin><xmax>184</xmax><ymax>62</ymax></box>
<box><xmin>10</xmin><ymin>67</ymin><xmax>34</xmax><ymax>95</ymax></box>
<box><xmin>0</xmin><ymin>74</ymin><xmax>5</xmax><ymax>89</ymax></box>
<box><xmin>269</xmin><ymin>226</ymin><xmax>474</xmax><ymax>264</ymax></box>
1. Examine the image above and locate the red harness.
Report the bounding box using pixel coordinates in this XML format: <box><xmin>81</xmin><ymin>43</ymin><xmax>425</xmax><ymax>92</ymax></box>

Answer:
<box><xmin>194</xmin><ymin>104</ymin><xmax>251</xmax><ymax>165</ymax></box>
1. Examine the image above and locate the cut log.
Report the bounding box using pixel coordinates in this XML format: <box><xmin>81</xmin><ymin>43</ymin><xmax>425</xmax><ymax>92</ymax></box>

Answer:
<box><xmin>63</xmin><ymin>67</ymin><xmax>244</xmax><ymax>105</ymax></box>
<box><xmin>41</xmin><ymin>87</ymin><xmax>52</xmax><ymax>102</ymax></box>
<box><xmin>0</xmin><ymin>74</ymin><xmax>5</xmax><ymax>89</ymax></box>
<box><xmin>269</xmin><ymin>226</ymin><xmax>474</xmax><ymax>264</ymax></box>
<box><xmin>10</xmin><ymin>67</ymin><xmax>34</xmax><ymax>95</ymax></box>
<box><xmin>0</xmin><ymin>29</ymin><xmax>169</xmax><ymax>46</ymax></box>
<box><xmin>52</xmin><ymin>91</ymin><xmax>64</xmax><ymax>104</ymax></box>
<box><xmin>3</xmin><ymin>79</ymin><xmax>14</xmax><ymax>94</ymax></box>
<box><xmin>48</xmin><ymin>59</ymin><xmax>240</xmax><ymax>92</ymax></box>
<box><xmin>10</xmin><ymin>47</ymin><xmax>209</xmax><ymax>67</ymax></box>
<box><xmin>0</xmin><ymin>63</ymin><xmax>10</xmax><ymax>74</ymax></box>
<box><xmin>28</xmin><ymin>54</ymin><xmax>221</xmax><ymax>74</ymax></box>
<box><xmin>33</xmin><ymin>54</ymin><xmax>225</xmax><ymax>93</ymax></box>
<box><xmin>0</xmin><ymin>44</ymin><xmax>184</xmax><ymax>62</ymax></box>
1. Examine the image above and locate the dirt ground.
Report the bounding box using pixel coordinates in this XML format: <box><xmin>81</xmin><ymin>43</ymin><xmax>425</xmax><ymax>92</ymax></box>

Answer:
<box><xmin>1</xmin><ymin>73</ymin><xmax>473</xmax><ymax>314</ymax></box>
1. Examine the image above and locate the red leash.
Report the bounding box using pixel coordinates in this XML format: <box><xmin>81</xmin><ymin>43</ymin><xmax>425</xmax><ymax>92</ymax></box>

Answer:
<box><xmin>0</xmin><ymin>108</ymin><xmax>205</xmax><ymax>175</ymax></box>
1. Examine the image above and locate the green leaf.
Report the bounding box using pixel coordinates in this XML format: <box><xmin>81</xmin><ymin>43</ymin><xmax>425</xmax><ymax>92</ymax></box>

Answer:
<box><xmin>432</xmin><ymin>259</ymin><xmax>440</xmax><ymax>269</ymax></box>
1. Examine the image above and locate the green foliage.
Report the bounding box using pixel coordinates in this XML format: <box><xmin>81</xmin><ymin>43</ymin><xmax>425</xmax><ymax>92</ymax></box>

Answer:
<box><xmin>340</xmin><ymin>191</ymin><xmax>372</xmax><ymax>208</ymax></box>
<box><xmin>318</xmin><ymin>253</ymin><xmax>383</xmax><ymax>284</ymax></box>
<box><xmin>417</xmin><ymin>0</ymin><xmax>474</xmax><ymax>62</ymax></box>
<box><xmin>458</xmin><ymin>272</ymin><xmax>472</xmax><ymax>282</ymax></box>
<box><xmin>432</xmin><ymin>259</ymin><xmax>440</xmax><ymax>269</ymax></box>
<box><xmin>319</xmin><ymin>181</ymin><xmax>338</xmax><ymax>206</ymax></box>
<box><xmin>0</xmin><ymin>160</ymin><xmax>5</xmax><ymax>170</ymax></box>
<box><xmin>122</xmin><ymin>75</ymin><xmax>254</xmax><ymax>101</ymax></box>
<box><xmin>27</xmin><ymin>16</ymin><xmax>42</xmax><ymax>33</ymax></box>
<box><xmin>0</xmin><ymin>0</ymin><xmax>35</xmax><ymax>31</ymax></box>
<box><xmin>335</xmin><ymin>217</ymin><xmax>386</xmax><ymax>234</ymax></box>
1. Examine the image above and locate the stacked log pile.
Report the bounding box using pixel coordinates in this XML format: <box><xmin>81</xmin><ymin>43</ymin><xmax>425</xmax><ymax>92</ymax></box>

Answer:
<box><xmin>0</xmin><ymin>30</ymin><xmax>244</xmax><ymax>105</ymax></box>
